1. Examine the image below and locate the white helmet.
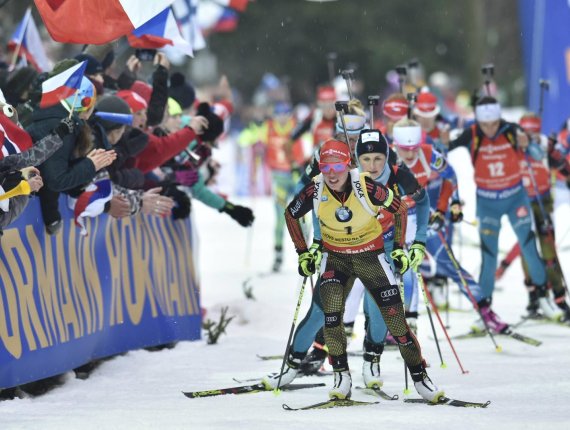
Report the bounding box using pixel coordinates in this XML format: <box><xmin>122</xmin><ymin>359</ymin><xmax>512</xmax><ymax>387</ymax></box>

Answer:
<box><xmin>393</xmin><ymin>125</ymin><xmax>422</xmax><ymax>148</ymax></box>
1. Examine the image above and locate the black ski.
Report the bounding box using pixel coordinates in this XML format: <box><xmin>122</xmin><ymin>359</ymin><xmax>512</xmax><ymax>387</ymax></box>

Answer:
<box><xmin>503</xmin><ymin>329</ymin><xmax>542</xmax><ymax>347</ymax></box>
<box><xmin>404</xmin><ymin>396</ymin><xmax>491</xmax><ymax>408</ymax></box>
<box><xmin>232</xmin><ymin>371</ymin><xmax>332</xmax><ymax>384</ymax></box>
<box><xmin>452</xmin><ymin>329</ymin><xmax>541</xmax><ymax>346</ymax></box>
<box><xmin>182</xmin><ymin>382</ymin><xmax>324</xmax><ymax>398</ymax></box>
<box><xmin>256</xmin><ymin>351</ymin><xmax>361</xmax><ymax>361</ymax></box>
<box><xmin>283</xmin><ymin>398</ymin><xmax>379</xmax><ymax>411</ymax></box>
<box><xmin>356</xmin><ymin>386</ymin><xmax>399</xmax><ymax>400</ymax></box>
<box><xmin>513</xmin><ymin>314</ymin><xmax>570</xmax><ymax>329</ymax></box>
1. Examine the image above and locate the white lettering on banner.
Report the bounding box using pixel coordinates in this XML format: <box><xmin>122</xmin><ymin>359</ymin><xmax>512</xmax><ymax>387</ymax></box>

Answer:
<box><xmin>353</xmin><ymin>180</ymin><xmax>365</xmax><ymax>198</ymax></box>
<box><xmin>326</xmin><ymin>315</ymin><xmax>338</xmax><ymax>323</ymax></box>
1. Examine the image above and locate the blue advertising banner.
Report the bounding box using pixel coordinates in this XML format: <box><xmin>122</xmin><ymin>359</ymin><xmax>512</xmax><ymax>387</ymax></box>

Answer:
<box><xmin>0</xmin><ymin>197</ymin><xmax>201</xmax><ymax>389</ymax></box>
<box><xmin>519</xmin><ymin>0</ymin><xmax>570</xmax><ymax>134</ymax></box>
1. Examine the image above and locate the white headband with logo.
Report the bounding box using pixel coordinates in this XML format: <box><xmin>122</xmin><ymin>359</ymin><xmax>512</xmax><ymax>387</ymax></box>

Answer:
<box><xmin>475</xmin><ymin>103</ymin><xmax>501</xmax><ymax>122</ymax></box>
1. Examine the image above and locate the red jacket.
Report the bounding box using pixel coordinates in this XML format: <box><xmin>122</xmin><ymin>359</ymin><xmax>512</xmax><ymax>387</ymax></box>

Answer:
<box><xmin>134</xmin><ymin>127</ymin><xmax>197</xmax><ymax>173</ymax></box>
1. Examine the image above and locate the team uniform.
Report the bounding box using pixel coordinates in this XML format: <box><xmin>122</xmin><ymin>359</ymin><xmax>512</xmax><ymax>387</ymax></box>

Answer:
<box><xmin>449</xmin><ymin>113</ymin><xmax>561</xmax><ymax>321</ymax></box>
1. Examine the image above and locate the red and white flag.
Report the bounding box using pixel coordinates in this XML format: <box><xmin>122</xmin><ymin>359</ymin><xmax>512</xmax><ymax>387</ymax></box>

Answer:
<box><xmin>34</xmin><ymin>0</ymin><xmax>175</xmax><ymax>44</ymax></box>
<box><xmin>39</xmin><ymin>61</ymin><xmax>87</xmax><ymax>109</ymax></box>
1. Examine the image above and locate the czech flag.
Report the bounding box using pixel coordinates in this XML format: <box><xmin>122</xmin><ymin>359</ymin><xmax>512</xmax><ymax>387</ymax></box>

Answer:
<box><xmin>39</xmin><ymin>61</ymin><xmax>87</xmax><ymax>109</ymax></box>
<box><xmin>7</xmin><ymin>7</ymin><xmax>51</xmax><ymax>72</ymax></box>
<box><xmin>34</xmin><ymin>0</ymin><xmax>175</xmax><ymax>44</ymax></box>
<box><xmin>0</xmin><ymin>116</ymin><xmax>33</xmax><ymax>160</ymax></box>
<box><xmin>68</xmin><ymin>173</ymin><xmax>113</xmax><ymax>236</ymax></box>
<box><xmin>128</xmin><ymin>8</ymin><xmax>194</xmax><ymax>57</ymax></box>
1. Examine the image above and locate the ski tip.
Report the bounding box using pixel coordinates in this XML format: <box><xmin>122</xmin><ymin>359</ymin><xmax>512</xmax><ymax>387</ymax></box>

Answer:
<box><xmin>282</xmin><ymin>403</ymin><xmax>293</xmax><ymax>411</ymax></box>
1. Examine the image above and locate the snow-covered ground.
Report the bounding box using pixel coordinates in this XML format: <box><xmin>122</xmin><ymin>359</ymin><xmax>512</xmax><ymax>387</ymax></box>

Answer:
<box><xmin>1</xmin><ymin>149</ymin><xmax>570</xmax><ymax>430</ymax></box>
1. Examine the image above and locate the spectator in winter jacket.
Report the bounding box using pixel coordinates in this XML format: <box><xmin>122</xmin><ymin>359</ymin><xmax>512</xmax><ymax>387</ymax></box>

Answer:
<box><xmin>89</xmin><ymin>94</ymin><xmax>174</xmax><ymax>219</ymax></box>
<box><xmin>26</xmin><ymin>76</ymin><xmax>116</xmax><ymax>234</ymax></box>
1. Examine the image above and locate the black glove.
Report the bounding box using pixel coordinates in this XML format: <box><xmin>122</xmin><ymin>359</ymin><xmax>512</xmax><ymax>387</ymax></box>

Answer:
<box><xmin>54</xmin><ymin>117</ymin><xmax>81</xmax><ymax>138</ymax></box>
<box><xmin>429</xmin><ymin>210</ymin><xmax>446</xmax><ymax>231</ymax></box>
<box><xmin>449</xmin><ymin>200</ymin><xmax>464</xmax><ymax>223</ymax></box>
<box><xmin>567</xmin><ymin>176</ymin><xmax>570</xmax><ymax>189</ymax></box>
<box><xmin>196</xmin><ymin>102</ymin><xmax>224</xmax><ymax>142</ymax></box>
<box><xmin>162</xmin><ymin>184</ymin><xmax>191</xmax><ymax>220</ymax></box>
<box><xmin>221</xmin><ymin>202</ymin><xmax>254</xmax><ymax>227</ymax></box>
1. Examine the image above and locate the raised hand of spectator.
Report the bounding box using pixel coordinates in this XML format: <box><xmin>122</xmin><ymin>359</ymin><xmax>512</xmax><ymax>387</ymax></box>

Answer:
<box><xmin>141</xmin><ymin>187</ymin><xmax>175</xmax><ymax>217</ymax></box>
<box><xmin>87</xmin><ymin>149</ymin><xmax>117</xmax><ymax>171</ymax></box>
<box><xmin>153</xmin><ymin>52</ymin><xmax>170</xmax><ymax>70</ymax></box>
<box><xmin>126</xmin><ymin>55</ymin><xmax>142</xmax><ymax>74</ymax></box>
<box><xmin>189</xmin><ymin>116</ymin><xmax>209</xmax><ymax>135</ymax></box>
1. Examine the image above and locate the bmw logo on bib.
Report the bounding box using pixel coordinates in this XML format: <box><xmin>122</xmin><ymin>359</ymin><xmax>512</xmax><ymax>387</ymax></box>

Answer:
<box><xmin>335</xmin><ymin>206</ymin><xmax>353</xmax><ymax>222</ymax></box>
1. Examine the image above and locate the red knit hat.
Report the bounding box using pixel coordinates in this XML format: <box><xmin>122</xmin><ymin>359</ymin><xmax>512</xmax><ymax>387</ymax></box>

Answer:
<box><xmin>320</xmin><ymin>139</ymin><xmax>350</xmax><ymax>162</ymax></box>
<box><xmin>519</xmin><ymin>114</ymin><xmax>541</xmax><ymax>134</ymax></box>
<box><xmin>317</xmin><ymin>86</ymin><xmax>336</xmax><ymax>102</ymax></box>
<box><xmin>414</xmin><ymin>91</ymin><xmax>440</xmax><ymax>117</ymax></box>
<box><xmin>130</xmin><ymin>80</ymin><xmax>152</xmax><ymax>104</ymax></box>
<box><xmin>116</xmin><ymin>90</ymin><xmax>148</xmax><ymax>113</ymax></box>
<box><xmin>383</xmin><ymin>95</ymin><xmax>408</xmax><ymax>121</ymax></box>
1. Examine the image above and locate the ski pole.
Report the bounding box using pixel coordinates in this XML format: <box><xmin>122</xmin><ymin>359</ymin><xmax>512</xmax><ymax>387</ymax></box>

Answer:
<box><xmin>367</xmin><ymin>95</ymin><xmax>380</xmax><ymax>127</ymax></box>
<box><xmin>327</xmin><ymin>52</ymin><xmax>337</xmax><ymax>84</ymax></box>
<box><xmin>406</xmin><ymin>92</ymin><xmax>416</xmax><ymax>120</ymax></box>
<box><xmin>462</xmin><ymin>218</ymin><xmax>478</xmax><ymax>227</ymax></box>
<box><xmin>523</xmin><ymin>151</ymin><xmax>570</xmax><ymax>299</ymax></box>
<box><xmin>334</xmin><ymin>100</ymin><xmax>351</xmax><ymax>145</ymax></box>
<box><xmin>407</xmin><ymin>58</ymin><xmax>420</xmax><ymax>91</ymax></box>
<box><xmin>436</xmin><ymin>230</ymin><xmax>503</xmax><ymax>352</ymax></box>
<box><xmin>481</xmin><ymin>63</ymin><xmax>495</xmax><ymax>96</ymax></box>
<box><xmin>495</xmin><ymin>243</ymin><xmax>521</xmax><ymax>281</ymax></box>
<box><xmin>417</xmin><ymin>271</ymin><xmax>470</xmax><ymax>374</ymax></box>
<box><xmin>415</xmin><ymin>271</ymin><xmax>446</xmax><ymax>369</ymax></box>
<box><xmin>340</xmin><ymin>69</ymin><xmax>354</xmax><ymax>100</ymax></box>
<box><xmin>404</xmin><ymin>364</ymin><xmax>411</xmax><ymax>395</ymax></box>
<box><xmin>395</xmin><ymin>65</ymin><xmax>407</xmax><ymax>94</ymax></box>
<box><xmin>275</xmin><ymin>275</ymin><xmax>310</xmax><ymax>393</ymax></box>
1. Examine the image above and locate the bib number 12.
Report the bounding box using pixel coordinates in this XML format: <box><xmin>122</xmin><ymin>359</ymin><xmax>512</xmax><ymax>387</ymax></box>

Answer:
<box><xmin>487</xmin><ymin>161</ymin><xmax>505</xmax><ymax>177</ymax></box>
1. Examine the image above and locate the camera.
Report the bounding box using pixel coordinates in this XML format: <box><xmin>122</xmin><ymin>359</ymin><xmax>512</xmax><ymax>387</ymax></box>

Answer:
<box><xmin>135</xmin><ymin>49</ymin><xmax>157</xmax><ymax>62</ymax></box>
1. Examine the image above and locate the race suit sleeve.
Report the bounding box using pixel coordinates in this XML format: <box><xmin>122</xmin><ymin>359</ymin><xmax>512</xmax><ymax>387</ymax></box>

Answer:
<box><xmin>285</xmin><ymin>182</ymin><xmax>315</xmax><ymax>253</ymax></box>
<box><xmin>395</xmin><ymin>165</ymin><xmax>430</xmax><ymax>244</ymax></box>
<box><xmin>365</xmin><ymin>176</ymin><xmax>407</xmax><ymax>248</ymax></box>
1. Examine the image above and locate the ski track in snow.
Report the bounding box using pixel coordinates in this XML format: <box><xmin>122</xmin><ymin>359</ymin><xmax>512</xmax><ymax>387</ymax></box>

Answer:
<box><xmin>1</xmin><ymin>149</ymin><xmax>570</xmax><ymax>429</ymax></box>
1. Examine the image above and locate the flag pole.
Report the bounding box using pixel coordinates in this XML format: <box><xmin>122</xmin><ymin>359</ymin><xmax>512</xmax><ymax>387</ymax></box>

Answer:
<box><xmin>68</xmin><ymin>90</ymin><xmax>79</xmax><ymax>119</ymax></box>
<box><xmin>9</xmin><ymin>7</ymin><xmax>32</xmax><ymax>71</ymax></box>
